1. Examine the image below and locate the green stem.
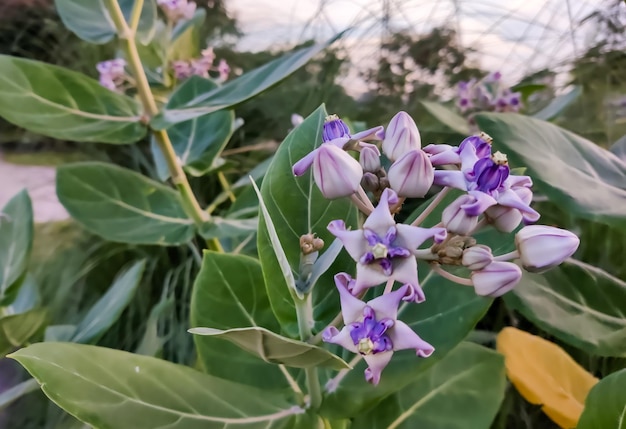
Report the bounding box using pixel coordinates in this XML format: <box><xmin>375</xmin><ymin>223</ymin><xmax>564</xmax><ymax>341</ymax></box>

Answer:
<box><xmin>218</xmin><ymin>171</ymin><xmax>236</xmax><ymax>203</ymax></box>
<box><xmin>295</xmin><ymin>295</ymin><xmax>322</xmax><ymax>409</ymax></box>
<box><xmin>103</xmin><ymin>0</ymin><xmax>212</xmax><ymax>236</ymax></box>
<box><xmin>411</xmin><ymin>186</ymin><xmax>451</xmax><ymax>227</ymax></box>
<box><xmin>129</xmin><ymin>0</ymin><xmax>144</xmax><ymax>32</ymax></box>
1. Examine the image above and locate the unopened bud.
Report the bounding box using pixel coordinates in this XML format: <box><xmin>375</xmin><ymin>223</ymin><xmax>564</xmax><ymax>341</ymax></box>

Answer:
<box><xmin>387</xmin><ymin>150</ymin><xmax>434</xmax><ymax>198</ymax></box>
<box><xmin>442</xmin><ymin>195</ymin><xmax>479</xmax><ymax>235</ymax></box>
<box><xmin>462</xmin><ymin>245</ymin><xmax>493</xmax><ymax>271</ymax></box>
<box><xmin>382</xmin><ymin>111</ymin><xmax>421</xmax><ymax>161</ymax></box>
<box><xmin>313</xmin><ymin>144</ymin><xmax>363</xmax><ymax>199</ymax></box>
<box><xmin>515</xmin><ymin>225</ymin><xmax>579</xmax><ymax>273</ymax></box>
<box><xmin>300</xmin><ymin>233</ymin><xmax>324</xmax><ymax>255</ymax></box>
<box><xmin>471</xmin><ymin>261</ymin><xmax>522</xmax><ymax>297</ymax></box>
<box><xmin>359</xmin><ymin>144</ymin><xmax>381</xmax><ymax>172</ymax></box>
<box><xmin>361</xmin><ymin>172</ymin><xmax>380</xmax><ymax>192</ymax></box>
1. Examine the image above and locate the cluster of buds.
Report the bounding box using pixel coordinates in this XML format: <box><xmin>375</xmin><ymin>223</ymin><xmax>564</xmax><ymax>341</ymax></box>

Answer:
<box><xmin>292</xmin><ymin>112</ymin><xmax>580</xmax><ymax>385</ymax></box>
<box><xmin>157</xmin><ymin>0</ymin><xmax>196</xmax><ymax>23</ymax></box>
<box><xmin>96</xmin><ymin>59</ymin><xmax>129</xmax><ymax>92</ymax></box>
<box><xmin>457</xmin><ymin>72</ymin><xmax>522</xmax><ymax>115</ymax></box>
<box><xmin>172</xmin><ymin>48</ymin><xmax>230</xmax><ymax>82</ymax></box>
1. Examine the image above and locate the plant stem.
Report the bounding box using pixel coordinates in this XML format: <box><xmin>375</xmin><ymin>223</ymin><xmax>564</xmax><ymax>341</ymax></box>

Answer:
<box><xmin>295</xmin><ymin>295</ymin><xmax>322</xmax><ymax>409</ymax></box>
<box><xmin>411</xmin><ymin>186</ymin><xmax>451</xmax><ymax>226</ymax></box>
<box><xmin>494</xmin><ymin>250</ymin><xmax>520</xmax><ymax>261</ymax></box>
<box><xmin>217</xmin><ymin>171</ymin><xmax>236</xmax><ymax>203</ymax></box>
<box><xmin>129</xmin><ymin>0</ymin><xmax>144</xmax><ymax>31</ymax></box>
<box><xmin>430</xmin><ymin>263</ymin><xmax>474</xmax><ymax>286</ymax></box>
<box><xmin>103</xmin><ymin>0</ymin><xmax>210</xmax><ymax>230</ymax></box>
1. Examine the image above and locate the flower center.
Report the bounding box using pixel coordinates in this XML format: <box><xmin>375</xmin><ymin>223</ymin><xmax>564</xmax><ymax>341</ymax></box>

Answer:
<box><xmin>359</xmin><ymin>227</ymin><xmax>411</xmax><ymax>276</ymax></box>
<box><xmin>491</xmin><ymin>151</ymin><xmax>508</xmax><ymax>165</ymax></box>
<box><xmin>358</xmin><ymin>338</ymin><xmax>375</xmax><ymax>355</ymax></box>
<box><xmin>323</xmin><ymin>114</ymin><xmax>351</xmax><ymax>142</ymax></box>
<box><xmin>472</xmin><ymin>152</ymin><xmax>510</xmax><ymax>194</ymax></box>
<box><xmin>371</xmin><ymin>242</ymin><xmax>388</xmax><ymax>259</ymax></box>
<box><xmin>349</xmin><ymin>307</ymin><xmax>394</xmax><ymax>355</ymax></box>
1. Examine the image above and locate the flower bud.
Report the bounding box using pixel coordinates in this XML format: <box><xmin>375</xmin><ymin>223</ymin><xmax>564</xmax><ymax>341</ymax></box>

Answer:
<box><xmin>382</xmin><ymin>111</ymin><xmax>421</xmax><ymax>161</ymax></box>
<box><xmin>462</xmin><ymin>245</ymin><xmax>493</xmax><ymax>271</ymax></box>
<box><xmin>515</xmin><ymin>225</ymin><xmax>579</xmax><ymax>273</ymax></box>
<box><xmin>442</xmin><ymin>195</ymin><xmax>479</xmax><ymax>235</ymax></box>
<box><xmin>291</xmin><ymin>113</ymin><xmax>304</xmax><ymax>127</ymax></box>
<box><xmin>323</xmin><ymin>114</ymin><xmax>351</xmax><ymax>142</ymax></box>
<box><xmin>387</xmin><ymin>150</ymin><xmax>433</xmax><ymax>198</ymax></box>
<box><xmin>361</xmin><ymin>172</ymin><xmax>380</xmax><ymax>192</ymax></box>
<box><xmin>471</xmin><ymin>261</ymin><xmax>522</xmax><ymax>297</ymax></box>
<box><xmin>359</xmin><ymin>144</ymin><xmax>381</xmax><ymax>172</ymax></box>
<box><xmin>313</xmin><ymin>144</ymin><xmax>363</xmax><ymax>199</ymax></box>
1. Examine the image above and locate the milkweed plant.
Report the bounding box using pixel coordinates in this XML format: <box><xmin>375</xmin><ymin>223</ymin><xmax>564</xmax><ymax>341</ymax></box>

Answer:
<box><xmin>0</xmin><ymin>0</ymin><xmax>624</xmax><ymax>428</ymax></box>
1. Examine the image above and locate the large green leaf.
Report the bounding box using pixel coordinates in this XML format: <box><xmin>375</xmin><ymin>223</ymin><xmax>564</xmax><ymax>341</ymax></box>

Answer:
<box><xmin>151</xmin><ymin>77</ymin><xmax>235</xmax><ymax>180</ymax></box>
<box><xmin>0</xmin><ymin>56</ymin><xmax>146</xmax><ymax>144</ymax></box>
<box><xmin>420</xmin><ymin>101</ymin><xmax>471</xmax><ymax>135</ymax></box>
<box><xmin>152</xmin><ymin>33</ymin><xmax>346</xmax><ymax>128</ymax></box>
<box><xmin>257</xmin><ymin>105</ymin><xmax>358</xmax><ymax>337</ymax></box>
<box><xmin>475</xmin><ymin>113</ymin><xmax>626</xmax><ymax>229</ymax></box>
<box><xmin>10</xmin><ymin>343</ymin><xmax>310</xmax><ymax>429</ymax></box>
<box><xmin>57</xmin><ymin>162</ymin><xmax>195</xmax><ymax>245</ymax></box>
<box><xmin>190</xmin><ymin>327</ymin><xmax>349</xmax><ymax>370</ymax></box>
<box><xmin>0</xmin><ymin>309</ymin><xmax>47</xmax><ymax>357</ymax></box>
<box><xmin>72</xmin><ymin>260</ymin><xmax>145</xmax><ymax>344</ymax></box>
<box><xmin>321</xmin><ymin>272</ymin><xmax>492</xmax><ymax>419</ymax></box>
<box><xmin>577</xmin><ymin>369</ymin><xmax>626</xmax><ymax>429</ymax></box>
<box><xmin>352</xmin><ymin>342</ymin><xmax>506</xmax><ymax>429</ymax></box>
<box><xmin>55</xmin><ymin>0</ymin><xmax>157</xmax><ymax>45</ymax></box>
<box><xmin>505</xmin><ymin>259</ymin><xmax>626</xmax><ymax>357</ymax></box>
<box><xmin>532</xmin><ymin>86</ymin><xmax>582</xmax><ymax>121</ymax></box>
<box><xmin>190</xmin><ymin>252</ymin><xmax>290</xmax><ymax>389</ymax></box>
<box><xmin>0</xmin><ymin>190</ymin><xmax>33</xmax><ymax>301</ymax></box>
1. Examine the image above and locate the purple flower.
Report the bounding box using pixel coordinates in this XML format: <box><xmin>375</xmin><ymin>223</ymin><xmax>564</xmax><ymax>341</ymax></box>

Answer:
<box><xmin>217</xmin><ymin>59</ymin><xmax>230</xmax><ymax>81</ymax></box>
<box><xmin>323</xmin><ymin>115</ymin><xmax>351</xmax><ymax>142</ymax></box>
<box><xmin>387</xmin><ymin>149</ymin><xmax>434</xmax><ymax>198</ymax></box>
<box><xmin>471</xmin><ymin>261</ymin><xmax>522</xmax><ymax>297</ymax></box>
<box><xmin>328</xmin><ymin>188</ymin><xmax>446</xmax><ymax>302</ymax></box>
<box><xmin>382</xmin><ymin>111</ymin><xmax>421</xmax><ymax>161</ymax></box>
<box><xmin>323</xmin><ymin>274</ymin><xmax>434</xmax><ymax>385</ymax></box>
<box><xmin>424</xmin><ymin>133</ymin><xmax>492</xmax><ymax>169</ymax></box>
<box><xmin>157</xmin><ymin>0</ymin><xmax>196</xmax><ymax>22</ymax></box>
<box><xmin>96</xmin><ymin>59</ymin><xmax>126</xmax><ymax>91</ymax></box>
<box><xmin>515</xmin><ymin>225</ymin><xmax>579</xmax><ymax>272</ymax></box>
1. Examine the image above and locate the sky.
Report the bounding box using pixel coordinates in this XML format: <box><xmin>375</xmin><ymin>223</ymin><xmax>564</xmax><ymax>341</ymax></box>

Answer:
<box><xmin>225</xmin><ymin>0</ymin><xmax>605</xmax><ymax>95</ymax></box>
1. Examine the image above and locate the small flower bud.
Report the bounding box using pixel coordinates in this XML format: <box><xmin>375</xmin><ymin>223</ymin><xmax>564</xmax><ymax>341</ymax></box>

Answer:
<box><xmin>442</xmin><ymin>195</ymin><xmax>479</xmax><ymax>235</ymax></box>
<box><xmin>361</xmin><ymin>172</ymin><xmax>380</xmax><ymax>192</ymax></box>
<box><xmin>515</xmin><ymin>225</ymin><xmax>579</xmax><ymax>273</ymax></box>
<box><xmin>291</xmin><ymin>114</ymin><xmax>304</xmax><ymax>127</ymax></box>
<box><xmin>313</xmin><ymin>144</ymin><xmax>363</xmax><ymax>199</ymax></box>
<box><xmin>387</xmin><ymin>149</ymin><xmax>433</xmax><ymax>198</ymax></box>
<box><xmin>323</xmin><ymin>114</ymin><xmax>351</xmax><ymax>142</ymax></box>
<box><xmin>359</xmin><ymin>144</ymin><xmax>381</xmax><ymax>172</ymax></box>
<box><xmin>382</xmin><ymin>111</ymin><xmax>421</xmax><ymax>161</ymax></box>
<box><xmin>462</xmin><ymin>245</ymin><xmax>493</xmax><ymax>271</ymax></box>
<box><xmin>471</xmin><ymin>261</ymin><xmax>522</xmax><ymax>297</ymax></box>
<box><xmin>300</xmin><ymin>234</ymin><xmax>324</xmax><ymax>255</ymax></box>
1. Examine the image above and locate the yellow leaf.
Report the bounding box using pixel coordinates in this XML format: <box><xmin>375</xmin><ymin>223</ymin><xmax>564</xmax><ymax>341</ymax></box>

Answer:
<box><xmin>496</xmin><ymin>327</ymin><xmax>599</xmax><ymax>429</ymax></box>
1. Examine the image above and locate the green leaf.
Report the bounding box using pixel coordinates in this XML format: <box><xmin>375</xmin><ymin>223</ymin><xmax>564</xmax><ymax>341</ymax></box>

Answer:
<box><xmin>577</xmin><ymin>369</ymin><xmax>626</xmax><ymax>429</ymax></box>
<box><xmin>190</xmin><ymin>251</ymin><xmax>291</xmax><ymax>389</ymax></box>
<box><xmin>505</xmin><ymin>259</ymin><xmax>626</xmax><ymax>357</ymax></box>
<box><xmin>44</xmin><ymin>325</ymin><xmax>77</xmax><ymax>342</ymax></box>
<box><xmin>352</xmin><ymin>342</ymin><xmax>506</xmax><ymax>429</ymax></box>
<box><xmin>56</xmin><ymin>162</ymin><xmax>195</xmax><ymax>245</ymax></box>
<box><xmin>190</xmin><ymin>327</ymin><xmax>350</xmax><ymax>370</ymax></box>
<box><xmin>321</xmin><ymin>272</ymin><xmax>492</xmax><ymax>419</ymax></box>
<box><xmin>510</xmin><ymin>82</ymin><xmax>548</xmax><ymax>100</ymax></box>
<box><xmin>420</xmin><ymin>101</ymin><xmax>471</xmax><ymax>135</ymax></box>
<box><xmin>135</xmin><ymin>295</ymin><xmax>173</xmax><ymax>356</ymax></box>
<box><xmin>475</xmin><ymin>113</ymin><xmax>626</xmax><ymax>229</ymax></box>
<box><xmin>151</xmin><ymin>77</ymin><xmax>235</xmax><ymax>180</ymax></box>
<box><xmin>532</xmin><ymin>86</ymin><xmax>582</xmax><ymax>121</ymax></box>
<box><xmin>256</xmin><ymin>105</ymin><xmax>358</xmax><ymax>337</ymax></box>
<box><xmin>199</xmin><ymin>217</ymin><xmax>258</xmax><ymax>239</ymax></box>
<box><xmin>171</xmin><ymin>8</ymin><xmax>206</xmax><ymax>41</ymax></box>
<box><xmin>152</xmin><ymin>33</ymin><xmax>346</xmax><ymax>128</ymax></box>
<box><xmin>72</xmin><ymin>260</ymin><xmax>145</xmax><ymax>344</ymax></box>
<box><xmin>10</xmin><ymin>342</ymin><xmax>308</xmax><ymax>429</ymax></box>
<box><xmin>0</xmin><ymin>190</ymin><xmax>33</xmax><ymax>301</ymax></box>
<box><xmin>0</xmin><ymin>309</ymin><xmax>47</xmax><ymax>357</ymax></box>
<box><xmin>55</xmin><ymin>0</ymin><xmax>157</xmax><ymax>45</ymax></box>
<box><xmin>0</xmin><ymin>56</ymin><xmax>146</xmax><ymax>144</ymax></box>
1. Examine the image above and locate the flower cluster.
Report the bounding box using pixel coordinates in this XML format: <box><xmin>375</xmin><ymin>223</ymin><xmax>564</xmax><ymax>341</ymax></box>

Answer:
<box><xmin>292</xmin><ymin>112</ymin><xmax>580</xmax><ymax>385</ymax></box>
<box><xmin>157</xmin><ymin>0</ymin><xmax>196</xmax><ymax>23</ymax></box>
<box><xmin>457</xmin><ymin>72</ymin><xmax>522</xmax><ymax>114</ymax></box>
<box><xmin>172</xmin><ymin>48</ymin><xmax>230</xmax><ymax>82</ymax></box>
<box><xmin>96</xmin><ymin>59</ymin><xmax>128</xmax><ymax>92</ymax></box>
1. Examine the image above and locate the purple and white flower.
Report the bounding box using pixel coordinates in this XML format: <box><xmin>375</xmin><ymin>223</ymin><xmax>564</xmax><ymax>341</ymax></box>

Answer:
<box><xmin>515</xmin><ymin>225</ymin><xmax>579</xmax><ymax>272</ymax></box>
<box><xmin>471</xmin><ymin>261</ymin><xmax>522</xmax><ymax>297</ymax></box>
<box><xmin>157</xmin><ymin>0</ymin><xmax>196</xmax><ymax>22</ymax></box>
<box><xmin>328</xmin><ymin>188</ymin><xmax>446</xmax><ymax>301</ymax></box>
<box><xmin>382</xmin><ymin>111</ymin><xmax>422</xmax><ymax>161</ymax></box>
<box><xmin>323</xmin><ymin>274</ymin><xmax>434</xmax><ymax>385</ymax></box>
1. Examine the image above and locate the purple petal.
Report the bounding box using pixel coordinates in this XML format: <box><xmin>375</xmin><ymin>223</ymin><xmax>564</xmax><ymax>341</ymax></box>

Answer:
<box><xmin>352</xmin><ymin>264</ymin><xmax>391</xmax><ymax>295</ymax></box>
<box><xmin>388</xmin><ymin>246</ymin><xmax>410</xmax><ymax>258</ymax></box>
<box><xmin>362</xmin><ymin>189</ymin><xmax>397</xmax><ymax>234</ymax></box>
<box><xmin>395</xmin><ymin>224</ymin><xmax>447</xmax><ymax>250</ymax></box>
<box><xmin>334</xmin><ymin>273</ymin><xmax>367</xmax><ymax>323</ymax></box>
<box><xmin>363</xmin><ymin>351</ymin><xmax>393</xmax><ymax>385</ymax></box>
<box><xmin>292</xmin><ymin>149</ymin><xmax>317</xmax><ymax>176</ymax></box>
<box><xmin>464</xmin><ymin>191</ymin><xmax>498</xmax><ymax>216</ymax></box>
<box><xmin>323</xmin><ymin>325</ymin><xmax>358</xmax><ymax>353</ymax></box>
<box><xmin>506</xmin><ymin>175</ymin><xmax>533</xmax><ymax>189</ymax></box>
<box><xmin>326</xmin><ymin>136</ymin><xmax>352</xmax><ymax>150</ymax></box>
<box><xmin>433</xmin><ymin>170</ymin><xmax>468</xmax><ymax>190</ymax></box>
<box><xmin>496</xmin><ymin>189</ymin><xmax>540</xmax><ymax>223</ymax></box>
<box><xmin>363</xmin><ymin>229</ymin><xmax>382</xmax><ymax>246</ymax></box>
<box><xmin>379</xmin><ymin>258</ymin><xmax>393</xmax><ymax>276</ymax></box>
<box><xmin>387</xmin><ymin>258</ymin><xmax>419</xmax><ymax>293</ymax></box>
<box><xmin>359</xmin><ymin>252</ymin><xmax>376</xmax><ymax>265</ymax></box>
<box><xmin>403</xmin><ymin>283</ymin><xmax>426</xmax><ymax>303</ymax></box>
<box><xmin>388</xmin><ymin>321</ymin><xmax>434</xmax><ymax>356</ymax></box>
<box><xmin>328</xmin><ymin>220</ymin><xmax>368</xmax><ymax>261</ymax></box>
<box><xmin>352</xmin><ymin>125</ymin><xmax>385</xmax><ymax>142</ymax></box>
<box><xmin>367</xmin><ymin>284</ymin><xmax>410</xmax><ymax>320</ymax></box>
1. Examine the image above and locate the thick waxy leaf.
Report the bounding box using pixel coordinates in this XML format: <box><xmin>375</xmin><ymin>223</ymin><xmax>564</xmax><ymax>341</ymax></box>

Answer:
<box><xmin>475</xmin><ymin>113</ymin><xmax>626</xmax><ymax>229</ymax></box>
<box><xmin>152</xmin><ymin>34</ymin><xmax>346</xmax><ymax>128</ymax></box>
<box><xmin>0</xmin><ymin>56</ymin><xmax>146</xmax><ymax>144</ymax></box>
<box><xmin>532</xmin><ymin>86</ymin><xmax>582</xmax><ymax>121</ymax></box>
<box><xmin>0</xmin><ymin>309</ymin><xmax>47</xmax><ymax>357</ymax></box>
<box><xmin>57</xmin><ymin>162</ymin><xmax>195</xmax><ymax>245</ymax></box>
<box><xmin>152</xmin><ymin>77</ymin><xmax>235</xmax><ymax>180</ymax></box>
<box><xmin>10</xmin><ymin>343</ymin><xmax>308</xmax><ymax>429</ymax></box>
<box><xmin>421</xmin><ymin>101</ymin><xmax>471</xmax><ymax>135</ymax></box>
<box><xmin>190</xmin><ymin>252</ymin><xmax>290</xmax><ymax>389</ymax></box>
<box><xmin>55</xmin><ymin>0</ymin><xmax>157</xmax><ymax>44</ymax></box>
<box><xmin>577</xmin><ymin>369</ymin><xmax>626</xmax><ymax>429</ymax></box>
<box><xmin>257</xmin><ymin>105</ymin><xmax>358</xmax><ymax>337</ymax></box>
<box><xmin>190</xmin><ymin>327</ymin><xmax>349</xmax><ymax>370</ymax></box>
<box><xmin>321</xmin><ymin>272</ymin><xmax>492</xmax><ymax>418</ymax></box>
<box><xmin>352</xmin><ymin>342</ymin><xmax>505</xmax><ymax>429</ymax></box>
<box><xmin>72</xmin><ymin>260</ymin><xmax>145</xmax><ymax>344</ymax></box>
<box><xmin>497</xmin><ymin>327</ymin><xmax>598</xmax><ymax>429</ymax></box>
<box><xmin>199</xmin><ymin>217</ymin><xmax>258</xmax><ymax>239</ymax></box>
<box><xmin>505</xmin><ymin>259</ymin><xmax>626</xmax><ymax>357</ymax></box>
<box><xmin>0</xmin><ymin>190</ymin><xmax>33</xmax><ymax>301</ymax></box>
